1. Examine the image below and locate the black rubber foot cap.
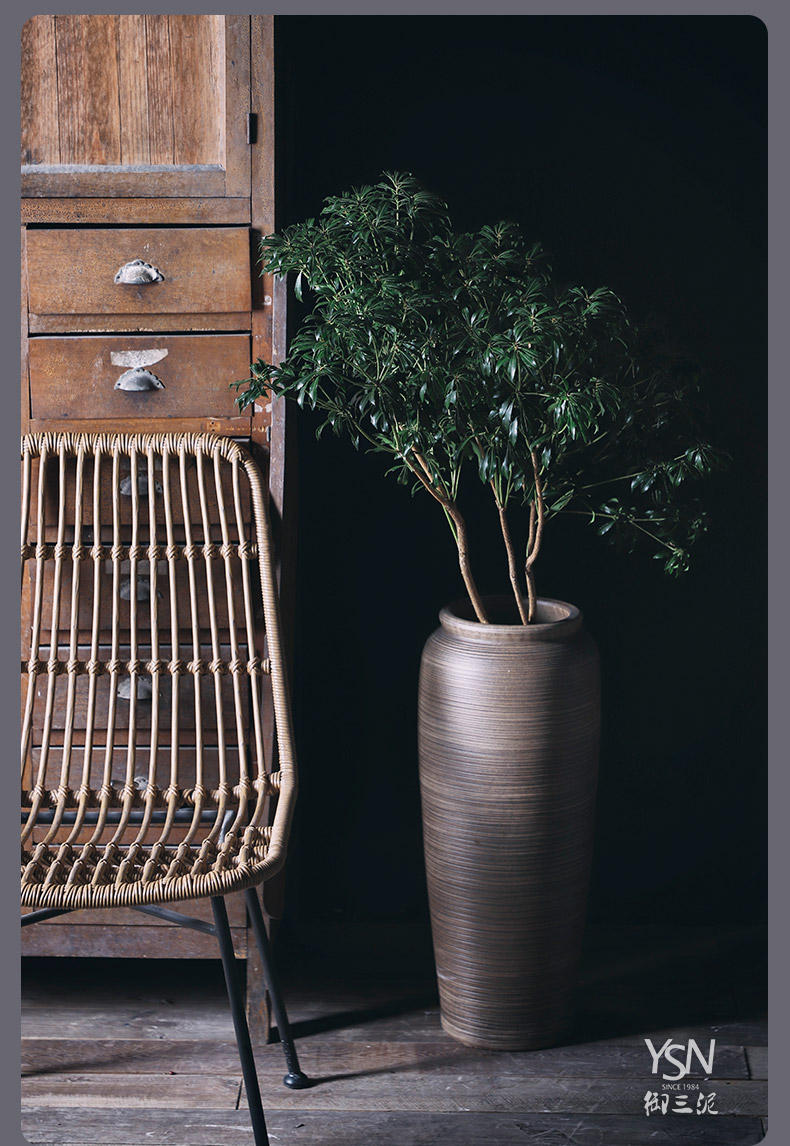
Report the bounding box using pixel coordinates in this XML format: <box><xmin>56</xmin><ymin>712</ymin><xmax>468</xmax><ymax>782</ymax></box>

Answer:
<box><xmin>283</xmin><ymin>1071</ymin><xmax>312</xmax><ymax>1090</ymax></box>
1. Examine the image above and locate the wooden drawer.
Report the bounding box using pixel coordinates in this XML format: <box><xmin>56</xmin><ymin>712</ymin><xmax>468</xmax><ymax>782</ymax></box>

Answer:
<box><xmin>26</xmin><ymin>746</ymin><xmax>241</xmax><ymax>801</ymax></box>
<box><xmin>26</xmin><ymin>227</ymin><xmax>251</xmax><ymax>325</ymax></box>
<box><xmin>29</xmin><ymin>644</ymin><xmax>250</xmax><ymax>740</ymax></box>
<box><xmin>26</xmin><ymin>455</ymin><xmax>253</xmax><ymax>541</ymax></box>
<box><xmin>29</xmin><ymin>556</ymin><xmax>252</xmax><ymax>638</ymax></box>
<box><xmin>28</xmin><ymin>334</ymin><xmax>251</xmax><ymax>421</ymax></box>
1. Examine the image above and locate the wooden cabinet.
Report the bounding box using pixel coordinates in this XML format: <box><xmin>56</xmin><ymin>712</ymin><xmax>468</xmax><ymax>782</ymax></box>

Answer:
<box><xmin>21</xmin><ymin>17</ymin><xmax>290</xmax><ymax>1032</ymax></box>
<box><xmin>21</xmin><ymin>14</ymin><xmax>280</xmax><ymax>445</ymax></box>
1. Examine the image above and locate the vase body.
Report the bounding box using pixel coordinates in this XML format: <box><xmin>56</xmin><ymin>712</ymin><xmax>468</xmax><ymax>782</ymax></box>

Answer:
<box><xmin>418</xmin><ymin>596</ymin><xmax>600</xmax><ymax>1050</ymax></box>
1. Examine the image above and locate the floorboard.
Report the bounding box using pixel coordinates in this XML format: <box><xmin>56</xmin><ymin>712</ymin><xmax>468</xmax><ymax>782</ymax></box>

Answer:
<box><xmin>19</xmin><ymin>1110</ymin><xmax>768</xmax><ymax>1146</ymax></box>
<box><xmin>746</xmin><ymin>1046</ymin><xmax>768</xmax><ymax>1080</ymax></box>
<box><xmin>21</xmin><ymin>1037</ymin><xmax>751</xmax><ymax>1080</ymax></box>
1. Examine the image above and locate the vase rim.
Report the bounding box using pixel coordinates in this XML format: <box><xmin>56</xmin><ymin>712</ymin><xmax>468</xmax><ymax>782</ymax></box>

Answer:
<box><xmin>438</xmin><ymin>595</ymin><xmax>583</xmax><ymax>641</ymax></box>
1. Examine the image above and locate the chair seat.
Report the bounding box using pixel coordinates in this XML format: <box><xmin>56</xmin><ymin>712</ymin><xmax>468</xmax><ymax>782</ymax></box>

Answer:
<box><xmin>21</xmin><ymin>823</ymin><xmax>274</xmax><ymax>911</ymax></box>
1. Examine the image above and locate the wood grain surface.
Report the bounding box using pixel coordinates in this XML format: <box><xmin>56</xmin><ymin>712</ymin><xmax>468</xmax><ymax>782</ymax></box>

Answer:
<box><xmin>17</xmin><ymin>1109</ymin><xmax>769</xmax><ymax>1146</ymax></box>
<box><xmin>22</xmin><ymin>16</ymin><xmax>224</xmax><ymax>169</ymax></box>
<box><xmin>22</xmin><ymin>199</ymin><xmax>251</xmax><ymax>225</ymax></box>
<box><xmin>28</xmin><ymin>334</ymin><xmax>251</xmax><ymax>421</ymax></box>
<box><xmin>26</xmin><ymin>228</ymin><xmax>251</xmax><ymax>319</ymax></box>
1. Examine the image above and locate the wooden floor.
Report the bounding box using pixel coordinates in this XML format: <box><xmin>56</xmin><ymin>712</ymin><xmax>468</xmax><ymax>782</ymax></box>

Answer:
<box><xmin>22</xmin><ymin>921</ymin><xmax>767</xmax><ymax>1145</ymax></box>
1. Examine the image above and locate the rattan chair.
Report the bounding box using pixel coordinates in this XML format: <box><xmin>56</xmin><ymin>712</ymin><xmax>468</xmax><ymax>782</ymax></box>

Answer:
<box><xmin>21</xmin><ymin>431</ymin><xmax>309</xmax><ymax>1146</ymax></box>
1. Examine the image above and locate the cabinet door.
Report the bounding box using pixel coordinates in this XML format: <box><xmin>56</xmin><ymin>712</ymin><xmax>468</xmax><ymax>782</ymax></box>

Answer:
<box><xmin>21</xmin><ymin>15</ymin><xmax>250</xmax><ymax>200</ymax></box>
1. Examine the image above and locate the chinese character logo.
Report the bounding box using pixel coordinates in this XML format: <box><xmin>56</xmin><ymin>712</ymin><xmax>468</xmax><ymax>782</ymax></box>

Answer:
<box><xmin>644</xmin><ymin>1090</ymin><xmax>718</xmax><ymax>1117</ymax></box>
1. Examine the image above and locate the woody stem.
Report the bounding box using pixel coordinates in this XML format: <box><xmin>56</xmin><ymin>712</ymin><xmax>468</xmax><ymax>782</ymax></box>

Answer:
<box><xmin>492</xmin><ymin>484</ymin><xmax>528</xmax><ymax>624</ymax></box>
<box><xmin>406</xmin><ymin>451</ymin><xmax>490</xmax><ymax>623</ymax></box>
<box><xmin>525</xmin><ymin>450</ymin><xmax>546</xmax><ymax>623</ymax></box>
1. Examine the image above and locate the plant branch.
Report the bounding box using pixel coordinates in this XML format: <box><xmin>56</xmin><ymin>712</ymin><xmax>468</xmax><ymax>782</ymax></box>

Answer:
<box><xmin>527</xmin><ymin>500</ymin><xmax>537</xmax><ymax>558</ymax></box>
<box><xmin>442</xmin><ymin>505</ymin><xmax>459</xmax><ymax>544</ymax></box>
<box><xmin>411</xmin><ymin>447</ymin><xmax>444</xmax><ymax>491</ymax></box>
<box><xmin>406</xmin><ymin>450</ymin><xmax>490</xmax><ymax>623</ymax></box>
<box><xmin>491</xmin><ymin>483</ymin><xmax>529</xmax><ymax>624</ymax></box>
<box><xmin>524</xmin><ymin>449</ymin><xmax>546</xmax><ymax>622</ymax></box>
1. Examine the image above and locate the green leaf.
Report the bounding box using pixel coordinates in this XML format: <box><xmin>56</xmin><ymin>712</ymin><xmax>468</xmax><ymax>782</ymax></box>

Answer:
<box><xmin>549</xmin><ymin>489</ymin><xmax>574</xmax><ymax>513</ymax></box>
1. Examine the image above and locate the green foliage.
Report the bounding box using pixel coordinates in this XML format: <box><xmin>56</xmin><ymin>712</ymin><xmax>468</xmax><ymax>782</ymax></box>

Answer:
<box><xmin>235</xmin><ymin>172</ymin><xmax>724</xmax><ymax>585</ymax></box>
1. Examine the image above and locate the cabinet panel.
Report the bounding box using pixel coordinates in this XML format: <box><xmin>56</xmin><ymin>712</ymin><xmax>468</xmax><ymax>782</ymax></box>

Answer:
<box><xmin>29</xmin><ymin>333</ymin><xmax>251</xmax><ymax>421</ymax></box>
<box><xmin>21</xmin><ymin>15</ymin><xmax>250</xmax><ymax>201</ymax></box>
<box><xmin>27</xmin><ymin>228</ymin><xmax>251</xmax><ymax>321</ymax></box>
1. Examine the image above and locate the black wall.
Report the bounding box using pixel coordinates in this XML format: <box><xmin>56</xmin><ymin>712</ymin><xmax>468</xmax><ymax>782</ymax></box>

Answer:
<box><xmin>273</xmin><ymin>16</ymin><xmax>766</xmax><ymax>927</ymax></box>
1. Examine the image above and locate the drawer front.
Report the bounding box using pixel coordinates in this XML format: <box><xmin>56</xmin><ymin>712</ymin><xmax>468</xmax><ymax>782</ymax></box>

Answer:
<box><xmin>30</xmin><ymin>644</ymin><xmax>250</xmax><ymax>739</ymax></box>
<box><xmin>26</xmin><ymin>227</ymin><xmax>251</xmax><ymax>318</ymax></box>
<box><xmin>29</xmin><ymin>334</ymin><xmax>251</xmax><ymax>420</ymax></box>
<box><xmin>30</xmin><ymin>557</ymin><xmax>251</xmax><ymax>637</ymax></box>
<box><xmin>26</xmin><ymin>454</ymin><xmax>253</xmax><ymax>541</ymax></box>
<box><xmin>26</xmin><ymin>746</ymin><xmax>241</xmax><ymax>803</ymax></box>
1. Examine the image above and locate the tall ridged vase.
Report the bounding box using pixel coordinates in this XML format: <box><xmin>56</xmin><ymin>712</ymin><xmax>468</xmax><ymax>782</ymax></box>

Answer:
<box><xmin>418</xmin><ymin>596</ymin><xmax>600</xmax><ymax>1050</ymax></box>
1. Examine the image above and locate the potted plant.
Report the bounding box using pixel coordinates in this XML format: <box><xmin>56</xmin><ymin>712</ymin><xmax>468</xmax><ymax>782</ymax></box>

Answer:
<box><xmin>235</xmin><ymin>172</ymin><xmax>722</xmax><ymax>1049</ymax></box>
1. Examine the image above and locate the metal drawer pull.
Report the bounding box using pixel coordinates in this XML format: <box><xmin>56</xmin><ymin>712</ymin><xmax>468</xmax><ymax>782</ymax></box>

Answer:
<box><xmin>115</xmin><ymin>368</ymin><xmax>165</xmax><ymax>392</ymax></box>
<box><xmin>119</xmin><ymin>577</ymin><xmax>163</xmax><ymax>602</ymax></box>
<box><xmin>117</xmin><ymin>678</ymin><xmax>154</xmax><ymax>702</ymax></box>
<box><xmin>114</xmin><ymin>258</ymin><xmax>164</xmax><ymax>284</ymax></box>
<box><xmin>119</xmin><ymin>473</ymin><xmax>163</xmax><ymax>497</ymax></box>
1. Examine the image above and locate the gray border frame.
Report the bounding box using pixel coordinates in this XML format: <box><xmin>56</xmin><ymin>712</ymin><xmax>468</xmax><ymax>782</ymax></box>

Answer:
<box><xmin>3</xmin><ymin>4</ymin><xmax>779</xmax><ymax>1145</ymax></box>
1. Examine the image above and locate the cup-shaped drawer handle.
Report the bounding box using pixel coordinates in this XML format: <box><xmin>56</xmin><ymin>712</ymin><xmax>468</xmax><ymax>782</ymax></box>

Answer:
<box><xmin>119</xmin><ymin>577</ymin><xmax>163</xmax><ymax>602</ymax></box>
<box><xmin>115</xmin><ymin>368</ymin><xmax>165</xmax><ymax>392</ymax></box>
<box><xmin>117</xmin><ymin>678</ymin><xmax>154</xmax><ymax>702</ymax></box>
<box><xmin>114</xmin><ymin>259</ymin><xmax>164</xmax><ymax>284</ymax></box>
<box><xmin>119</xmin><ymin>473</ymin><xmax>163</xmax><ymax>497</ymax></box>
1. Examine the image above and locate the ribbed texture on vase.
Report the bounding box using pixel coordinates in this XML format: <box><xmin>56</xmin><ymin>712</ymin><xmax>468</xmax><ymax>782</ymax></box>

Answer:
<box><xmin>418</xmin><ymin>597</ymin><xmax>600</xmax><ymax>1050</ymax></box>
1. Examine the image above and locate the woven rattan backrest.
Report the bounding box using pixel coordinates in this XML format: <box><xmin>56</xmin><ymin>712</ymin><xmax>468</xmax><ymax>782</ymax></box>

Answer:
<box><xmin>21</xmin><ymin>432</ymin><xmax>296</xmax><ymax>911</ymax></box>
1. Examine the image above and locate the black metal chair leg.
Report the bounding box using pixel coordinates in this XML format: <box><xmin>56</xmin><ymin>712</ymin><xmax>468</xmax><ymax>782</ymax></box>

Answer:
<box><xmin>211</xmin><ymin>896</ymin><xmax>270</xmax><ymax>1146</ymax></box>
<box><xmin>245</xmin><ymin>887</ymin><xmax>311</xmax><ymax>1090</ymax></box>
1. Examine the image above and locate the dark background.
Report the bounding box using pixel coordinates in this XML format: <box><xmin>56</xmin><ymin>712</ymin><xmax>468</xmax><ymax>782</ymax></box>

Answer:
<box><xmin>272</xmin><ymin>15</ymin><xmax>766</xmax><ymax>929</ymax></box>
